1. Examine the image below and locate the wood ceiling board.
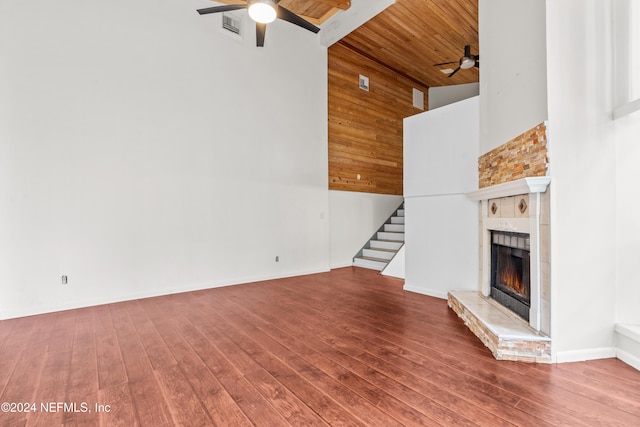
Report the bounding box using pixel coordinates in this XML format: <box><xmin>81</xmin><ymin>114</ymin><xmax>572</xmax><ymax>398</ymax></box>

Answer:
<box><xmin>339</xmin><ymin>0</ymin><xmax>479</xmax><ymax>89</ymax></box>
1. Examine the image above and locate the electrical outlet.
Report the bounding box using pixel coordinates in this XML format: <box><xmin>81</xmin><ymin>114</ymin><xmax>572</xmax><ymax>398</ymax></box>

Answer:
<box><xmin>275</xmin><ymin>256</ymin><xmax>279</xmax><ymax>262</ymax></box>
<box><xmin>61</xmin><ymin>275</ymin><xmax>68</xmax><ymax>285</ymax></box>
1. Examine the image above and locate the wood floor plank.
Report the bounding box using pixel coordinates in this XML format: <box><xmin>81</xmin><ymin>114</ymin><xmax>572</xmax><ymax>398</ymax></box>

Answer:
<box><xmin>154</xmin><ymin>364</ymin><xmax>212</xmax><ymax>426</ymax></box>
<box><xmin>206</xmin><ymin>316</ymin><xmax>372</xmax><ymax>427</ymax></box>
<box><xmin>169</xmin><ymin>311</ymin><xmax>291</xmax><ymax>426</ymax></box>
<box><xmin>190</xmin><ymin>321</ymin><xmax>331</xmax><ymax>427</ymax></box>
<box><xmin>24</xmin><ymin>349</ymin><xmax>72</xmax><ymax>427</ymax></box>
<box><xmin>232</xmin><ymin>280</ymin><xmax>531</xmax><ymax>424</ymax></box>
<box><xmin>140</xmin><ymin>302</ymin><xmax>252</xmax><ymax>426</ymax></box>
<box><xmin>2</xmin><ymin>267</ymin><xmax>640</xmax><ymax>427</ymax></box>
<box><xmin>128</xmin><ymin>374</ymin><xmax>173</xmax><ymax>427</ymax></box>
<box><xmin>225</xmin><ymin>288</ymin><xmax>524</xmax><ymax>425</ymax></box>
<box><xmin>94</xmin><ymin>328</ymin><xmax>127</xmax><ymax>390</ymax></box>
<box><xmin>125</xmin><ymin>300</ymin><xmax>176</xmax><ymax>371</ymax></box>
<box><xmin>61</xmin><ymin>308</ymin><xmax>99</xmax><ymax>426</ymax></box>
<box><xmin>109</xmin><ymin>304</ymin><xmax>155</xmax><ymax>384</ymax></box>
<box><xmin>0</xmin><ymin>345</ymin><xmax>47</xmax><ymax>426</ymax></box>
<box><xmin>98</xmin><ymin>383</ymin><xmax>138</xmax><ymax>427</ymax></box>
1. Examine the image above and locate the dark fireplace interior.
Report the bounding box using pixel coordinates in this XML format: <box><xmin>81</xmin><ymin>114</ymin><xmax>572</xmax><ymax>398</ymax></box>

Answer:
<box><xmin>491</xmin><ymin>231</ymin><xmax>530</xmax><ymax>321</ymax></box>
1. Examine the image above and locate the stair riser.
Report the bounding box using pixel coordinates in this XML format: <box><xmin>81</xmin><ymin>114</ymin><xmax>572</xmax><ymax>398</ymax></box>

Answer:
<box><xmin>397</xmin><ymin>209</ymin><xmax>405</xmax><ymax>217</ymax></box>
<box><xmin>370</xmin><ymin>240</ymin><xmax>403</xmax><ymax>250</ymax></box>
<box><xmin>384</xmin><ymin>224</ymin><xmax>404</xmax><ymax>232</ymax></box>
<box><xmin>377</xmin><ymin>231</ymin><xmax>405</xmax><ymax>241</ymax></box>
<box><xmin>353</xmin><ymin>258</ymin><xmax>386</xmax><ymax>271</ymax></box>
<box><xmin>363</xmin><ymin>248</ymin><xmax>395</xmax><ymax>260</ymax></box>
<box><xmin>390</xmin><ymin>217</ymin><xmax>405</xmax><ymax>224</ymax></box>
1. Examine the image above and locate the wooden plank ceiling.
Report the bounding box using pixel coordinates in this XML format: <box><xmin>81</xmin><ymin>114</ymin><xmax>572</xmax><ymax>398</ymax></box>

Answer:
<box><xmin>339</xmin><ymin>0</ymin><xmax>479</xmax><ymax>88</ymax></box>
<box><xmin>211</xmin><ymin>0</ymin><xmax>479</xmax><ymax>89</ymax></box>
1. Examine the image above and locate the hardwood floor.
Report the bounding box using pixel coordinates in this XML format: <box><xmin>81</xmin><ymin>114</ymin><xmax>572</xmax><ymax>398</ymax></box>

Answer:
<box><xmin>1</xmin><ymin>267</ymin><xmax>639</xmax><ymax>426</ymax></box>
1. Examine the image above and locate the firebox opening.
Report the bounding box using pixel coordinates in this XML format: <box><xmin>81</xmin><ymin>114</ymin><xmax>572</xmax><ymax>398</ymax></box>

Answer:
<box><xmin>490</xmin><ymin>231</ymin><xmax>531</xmax><ymax>321</ymax></box>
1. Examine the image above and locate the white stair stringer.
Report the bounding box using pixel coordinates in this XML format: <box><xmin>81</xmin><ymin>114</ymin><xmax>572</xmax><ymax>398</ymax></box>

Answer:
<box><xmin>353</xmin><ymin>202</ymin><xmax>405</xmax><ymax>271</ymax></box>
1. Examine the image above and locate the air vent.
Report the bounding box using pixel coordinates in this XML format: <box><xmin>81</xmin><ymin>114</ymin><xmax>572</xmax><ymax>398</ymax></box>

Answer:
<box><xmin>359</xmin><ymin>74</ymin><xmax>369</xmax><ymax>91</ymax></box>
<box><xmin>222</xmin><ymin>13</ymin><xmax>241</xmax><ymax>35</ymax></box>
<box><xmin>412</xmin><ymin>88</ymin><xmax>424</xmax><ymax>110</ymax></box>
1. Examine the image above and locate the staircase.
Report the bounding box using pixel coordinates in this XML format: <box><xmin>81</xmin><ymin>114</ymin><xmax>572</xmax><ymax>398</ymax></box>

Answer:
<box><xmin>353</xmin><ymin>203</ymin><xmax>405</xmax><ymax>271</ymax></box>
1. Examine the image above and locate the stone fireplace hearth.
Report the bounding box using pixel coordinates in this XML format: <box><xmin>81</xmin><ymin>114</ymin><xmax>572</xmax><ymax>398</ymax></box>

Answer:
<box><xmin>448</xmin><ymin>176</ymin><xmax>552</xmax><ymax>363</ymax></box>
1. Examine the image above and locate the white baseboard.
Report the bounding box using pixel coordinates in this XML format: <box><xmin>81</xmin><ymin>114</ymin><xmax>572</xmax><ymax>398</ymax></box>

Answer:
<box><xmin>403</xmin><ymin>284</ymin><xmax>448</xmax><ymax>300</ymax></box>
<box><xmin>617</xmin><ymin>348</ymin><xmax>640</xmax><ymax>371</ymax></box>
<box><xmin>555</xmin><ymin>347</ymin><xmax>617</xmax><ymax>363</ymax></box>
<box><xmin>615</xmin><ymin>324</ymin><xmax>640</xmax><ymax>371</ymax></box>
<box><xmin>330</xmin><ymin>262</ymin><xmax>354</xmax><ymax>269</ymax></box>
<box><xmin>0</xmin><ymin>267</ymin><xmax>330</xmax><ymax>320</ymax></box>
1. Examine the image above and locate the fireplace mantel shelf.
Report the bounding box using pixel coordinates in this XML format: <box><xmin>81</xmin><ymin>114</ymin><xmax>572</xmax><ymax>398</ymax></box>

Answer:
<box><xmin>465</xmin><ymin>177</ymin><xmax>552</xmax><ymax>201</ymax></box>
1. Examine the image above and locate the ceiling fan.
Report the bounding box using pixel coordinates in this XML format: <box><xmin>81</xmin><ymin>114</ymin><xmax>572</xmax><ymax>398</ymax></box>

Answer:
<box><xmin>433</xmin><ymin>45</ymin><xmax>479</xmax><ymax>78</ymax></box>
<box><xmin>197</xmin><ymin>0</ymin><xmax>320</xmax><ymax>47</ymax></box>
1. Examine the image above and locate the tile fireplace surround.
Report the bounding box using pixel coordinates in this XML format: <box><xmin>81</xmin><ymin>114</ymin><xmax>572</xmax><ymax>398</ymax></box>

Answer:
<box><xmin>449</xmin><ymin>177</ymin><xmax>552</xmax><ymax>363</ymax></box>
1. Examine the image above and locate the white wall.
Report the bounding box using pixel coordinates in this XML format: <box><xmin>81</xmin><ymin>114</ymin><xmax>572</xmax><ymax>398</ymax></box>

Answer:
<box><xmin>329</xmin><ymin>190</ymin><xmax>402</xmax><ymax>268</ymax></box>
<box><xmin>0</xmin><ymin>0</ymin><xmax>329</xmax><ymax>319</ymax></box>
<box><xmin>479</xmin><ymin>0</ymin><xmax>548</xmax><ymax>154</ymax></box>
<box><xmin>404</xmin><ymin>97</ymin><xmax>479</xmax><ymax>298</ymax></box>
<box><xmin>613</xmin><ymin>1</ymin><xmax>640</xmax><ymax>327</ymax></box>
<box><xmin>546</xmin><ymin>0</ymin><xmax>619</xmax><ymax>361</ymax></box>
<box><xmin>428</xmin><ymin>83</ymin><xmax>479</xmax><ymax>110</ymax></box>
<box><xmin>615</xmin><ymin>112</ymin><xmax>640</xmax><ymax>325</ymax></box>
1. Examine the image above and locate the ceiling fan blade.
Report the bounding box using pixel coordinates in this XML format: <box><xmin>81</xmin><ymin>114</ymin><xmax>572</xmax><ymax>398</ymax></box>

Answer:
<box><xmin>448</xmin><ymin>66</ymin><xmax>461</xmax><ymax>78</ymax></box>
<box><xmin>277</xmin><ymin>6</ymin><xmax>320</xmax><ymax>33</ymax></box>
<box><xmin>197</xmin><ymin>5</ymin><xmax>246</xmax><ymax>15</ymax></box>
<box><xmin>433</xmin><ymin>61</ymin><xmax>457</xmax><ymax>66</ymax></box>
<box><xmin>256</xmin><ymin>23</ymin><xmax>266</xmax><ymax>47</ymax></box>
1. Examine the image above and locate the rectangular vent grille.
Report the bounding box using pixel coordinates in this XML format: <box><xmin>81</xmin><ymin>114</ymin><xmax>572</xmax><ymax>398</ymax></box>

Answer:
<box><xmin>222</xmin><ymin>14</ymin><xmax>241</xmax><ymax>35</ymax></box>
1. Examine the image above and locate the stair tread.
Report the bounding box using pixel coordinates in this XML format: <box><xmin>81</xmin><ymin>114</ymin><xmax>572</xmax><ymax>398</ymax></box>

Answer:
<box><xmin>365</xmin><ymin>247</ymin><xmax>397</xmax><ymax>253</ymax></box>
<box><xmin>372</xmin><ymin>239</ymin><xmax>404</xmax><ymax>243</ymax></box>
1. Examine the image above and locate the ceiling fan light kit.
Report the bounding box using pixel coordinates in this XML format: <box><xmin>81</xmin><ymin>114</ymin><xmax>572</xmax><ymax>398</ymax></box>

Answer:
<box><xmin>460</xmin><ymin>57</ymin><xmax>476</xmax><ymax>69</ymax></box>
<box><xmin>248</xmin><ymin>0</ymin><xmax>277</xmax><ymax>24</ymax></box>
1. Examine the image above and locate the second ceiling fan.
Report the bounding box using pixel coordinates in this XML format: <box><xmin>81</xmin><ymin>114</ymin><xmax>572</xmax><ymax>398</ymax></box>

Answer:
<box><xmin>197</xmin><ymin>0</ymin><xmax>320</xmax><ymax>47</ymax></box>
<box><xmin>434</xmin><ymin>45</ymin><xmax>479</xmax><ymax>78</ymax></box>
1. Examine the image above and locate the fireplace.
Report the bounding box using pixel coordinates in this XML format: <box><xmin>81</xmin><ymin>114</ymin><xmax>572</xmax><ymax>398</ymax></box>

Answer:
<box><xmin>491</xmin><ymin>231</ymin><xmax>531</xmax><ymax>321</ymax></box>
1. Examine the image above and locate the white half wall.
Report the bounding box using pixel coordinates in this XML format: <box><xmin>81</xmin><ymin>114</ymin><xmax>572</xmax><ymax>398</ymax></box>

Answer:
<box><xmin>403</xmin><ymin>195</ymin><xmax>479</xmax><ymax>298</ymax></box>
<box><xmin>479</xmin><ymin>0</ymin><xmax>548</xmax><ymax>154</ymax></box>
<box><xmin>428</xmin><ymin>83</ymin><xmax>480</xmax><ymax>110</ymax></box>
<box><xmin>381</xmin><ymin>245</ymin><xmax>405</xmax><ymax>279</ymax></box>
<box><xmin>329</xmin><ymin>190</ymin><xmax>403</xmax><ymax>268</ymax></box>
<box><xmin>403</xmin><ymin>97</ymin><xmax>479</xmax><ymax>298</ymax></box>
<box><xmin>405</xmin><ymin>97</ymin><xmax>480</xmax><ymax>197</ymax></box>
<box><xmin>0</xmin><ymin>0</ymin><xmax>329</xmax><ymax>319</ymax></box>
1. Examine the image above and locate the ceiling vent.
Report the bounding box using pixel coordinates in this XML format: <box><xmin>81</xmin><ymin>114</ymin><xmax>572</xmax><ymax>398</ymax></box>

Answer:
<box><xmin>222</xmin><ymin>13</ymin><xmax>242</xmax><ymax>36</ymax></box>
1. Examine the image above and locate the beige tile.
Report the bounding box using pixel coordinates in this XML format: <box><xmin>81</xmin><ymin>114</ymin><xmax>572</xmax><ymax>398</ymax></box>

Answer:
<box><xmin>501</xmin><ymin>196</ymin><xmax>516</xmax><ymax>218</ymax></box>
<box><xmin>540</xmin><ymin>261</ymin><xmax>551</xmax><ymax>300</ymax></box>
<box><xmin>488</xmin><ymin>199</ymin><xmax>500</xmax><ymax>217</ymax></box>
<box><xmin>540</xmin><ymin>298</ymin><xmax>551</xmax><ymax>336</ymax></box>
<box><xmin>515</xmin><ymin>194</ymin><xmax>529</xmax><ymax>218</ymax></box>
<box><xmin>539</xmin><ymin>224</ymin><xmax>550</xmax><ymax>263</ymax></box>
<box><xmin>540</xmin><ymin>189</ymin><xmax>550</xmax><ymax>225</ymax></box>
